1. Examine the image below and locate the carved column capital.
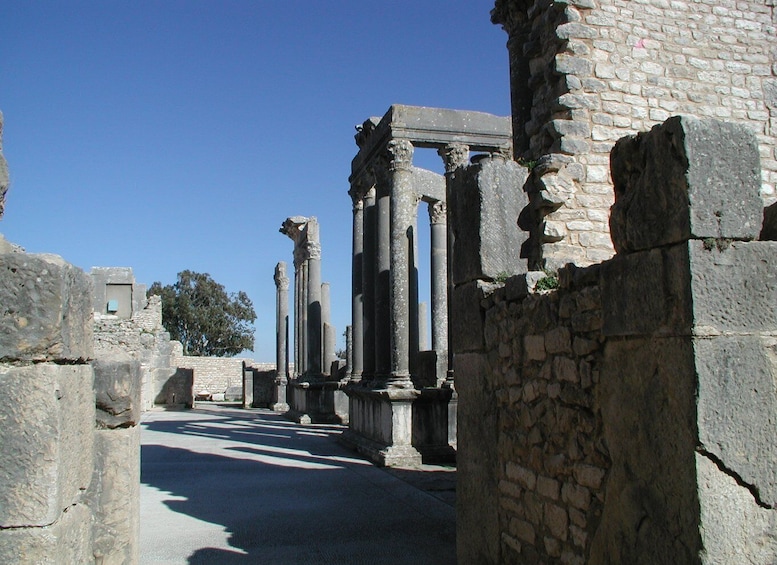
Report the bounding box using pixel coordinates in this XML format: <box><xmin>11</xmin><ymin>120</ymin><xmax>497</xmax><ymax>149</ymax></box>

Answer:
<box><xmin>306</xmin><ymin>241</ymin><xmax>321</xmax><ymax>260</ymax></box>
<box><xmin>491</xmin><ymin>0</ymin><xmax>532</xmax><ymax>37</ymax></box>
<box><xmin>428</xmin><ymin>200</ymin><xmax>447</xmax><ymax>225</ymax></box>
<box><xmin>274</xmin><ymin>262</ymin><xmax>289</xmax><ymax>290</ymax></box>
<box><xmin>387</xmin><ymin>138</ymin><xmax>414</xmax><ymax>172</ymax></box>
<box><xmin>438</xmin><ymin>143</ymin><xmax>470</xmax><ymax>174</ymax></box>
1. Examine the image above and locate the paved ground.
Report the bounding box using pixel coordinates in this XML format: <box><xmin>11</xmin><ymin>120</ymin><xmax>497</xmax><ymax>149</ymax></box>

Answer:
<box><xmin>140</xmin><ymin>405</ymin><xmax>456</xmax><ymax>564</ymax></box>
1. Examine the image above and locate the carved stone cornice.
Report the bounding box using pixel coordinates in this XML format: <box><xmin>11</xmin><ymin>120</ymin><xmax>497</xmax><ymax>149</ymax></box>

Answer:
<box><xmin>387</xmin><ymin>139</ymin><xmax>414</xmax><ymax>172</ymax></box>
<box><xmin>428</xmin><ymin>200</ymin><xmax>447</xmax><ymax>225</ymax></box>
<box><xmin>438</xmin><ymin>143</ymin><xmax>470</xmax><ymax>174</ymax></box>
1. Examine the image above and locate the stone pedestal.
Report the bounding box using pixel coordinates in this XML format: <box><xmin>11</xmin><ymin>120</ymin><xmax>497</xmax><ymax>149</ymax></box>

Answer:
<box><xmin>341</xmin><ymin>387</ymin><xmax>422</xmax><ymax>467</ymax></box>
<box><xmin>286</xmin><ymin>380</ymin><xmax>348</xmax><ymax>425</ymax></box>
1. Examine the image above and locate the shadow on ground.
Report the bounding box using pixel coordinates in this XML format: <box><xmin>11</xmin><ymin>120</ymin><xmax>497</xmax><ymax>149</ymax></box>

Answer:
<box><xmin>140</xmin><ymin>407</ymin><xmax>456</xmax><ymax>564</ymax></box>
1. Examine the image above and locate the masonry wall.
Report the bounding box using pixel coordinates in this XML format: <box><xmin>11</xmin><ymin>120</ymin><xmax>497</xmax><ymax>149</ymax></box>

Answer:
<box><xmin>455</xmin><ymin>117</ymin><xmax>777</xmax><ymax>563</ymax></box>
<box><xmin>176</xmin><ymin>355</ymin><xmax>252</xmax><ymax>395</ymax></box>
<box><xmin>492</xmin><ymin>0</ymin><xmax>777</xmax><ymax>267</ymax></box>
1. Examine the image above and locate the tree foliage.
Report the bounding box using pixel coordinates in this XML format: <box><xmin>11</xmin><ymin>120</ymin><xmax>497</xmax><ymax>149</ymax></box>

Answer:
<box><xmin>148</xmin><ymin>270</ymin><xmax>256</xmax><ymax>357</ymax></box>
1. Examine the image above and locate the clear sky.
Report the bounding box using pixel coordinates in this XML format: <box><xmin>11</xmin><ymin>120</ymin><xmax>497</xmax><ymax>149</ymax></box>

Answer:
<box><xmin>1</xmin><ymin>1</ymin><xmax>511</xmax><ymax>362</ymax></box>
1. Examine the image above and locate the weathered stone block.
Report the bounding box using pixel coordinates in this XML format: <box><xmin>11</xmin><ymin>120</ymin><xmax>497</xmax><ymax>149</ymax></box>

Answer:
<box><xmin>89</xmin><ymin>427</ymin><xmax>140</xmax><ymax>565</ymax></box>
<box><xmin>451</xmin><ymin>281</ymin><xmax>488</xmax><ymax>353</ymax></box>
<box><xmin>601</xmin><ymin>243</ymin><xmax>692</xmax><ymax>337</ymax></box>
<box><xmin>0</xmin><ymin>253</ymin><xmax>93</xmax><ymax>361</ymax></box>
<box><xmin>695</xmin><ymin>335</ymin><xmax>777</xmax><ymax>507</ymax></box>
<box><xmin>450</xmin><ymin>156</ymin><xmax>529</xmax><ymax>284</ymax></box>
<box><xmin>0</xmin><ymin>503</ymin><xmax>92</xmax><ymax>565</ymax></box>
<box><xmin>0</xmin><ymin>363</ymin><xmax>94</xmax><ymax>527</ymax></box>
<box><xmin>688</xmin><ymin>240</ymin><xmax>777</xmax><ymax>334</ymax></box>
<box><xmin>610</xmin><ymin>116</ymin><xmax>763</xmax><ymax>253</ymax></box>
<box><xmin>92</xmin><ymin>353</ymin><xmax>141</xmax><ymax>428</ymax></box>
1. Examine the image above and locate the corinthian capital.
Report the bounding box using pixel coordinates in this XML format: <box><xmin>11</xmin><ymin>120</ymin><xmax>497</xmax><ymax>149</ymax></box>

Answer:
<box><xmin>387</xmin><ymin>139</ymin><xmax>414</xmax><ymax>172</ymax></box>
<box><xmin>491</xmin><ymin>0</ymin><xmax>532</xmax><ymax>36</ymax></box>
<box><xmin>428</xmin><ymin>200</ymin><xmax>447</xmax><ymax>225</ymax></box>
<box><xmin>274</xmin><ymin>262</ymin><xmax>289</xmax><ymax>290</ymax></box>
<box><xmin>438</xmin><ymin>143</ymin><xmax>470</xmax><ymax>174</ymax></box>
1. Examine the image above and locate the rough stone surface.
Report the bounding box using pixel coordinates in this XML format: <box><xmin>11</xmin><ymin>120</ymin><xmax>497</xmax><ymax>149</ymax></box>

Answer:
<box><xmin>610</xmin><ymin>117</ymin><xmax>763</xmax><ymax>253</ymax></box>
<box><xmin>89</xmin><ymin>427</ymin><xmax>140</xmax><ymax>565</ymax></box>
<box><xmin>493</xmin><ymin>0</ymin><xmax>776</xmax><ymax>266</ymax></box>
<box><xmin>0</xmin><ymin>253</ymin><xmax>93</xmax><ymax>362</ymax></box>
<box><xmin>695</xmin><ymin>335</ymin><xmax>777</xmax><ymax>508</ymax></box>
<box><xmin>0</xmin><ymin>503</ymin><xmax>93</xmax><ymax>565</ymax></box>
<box><xmin>449</xmin><ymin>155</ymin><xmax>530</xmax><ymax>284</ymax></box>
<box><xmin>92</xmin><ymin>353</ymin><xmax>141</xmax><ymax>428</ymax></box>
<box><xmin>0</xmin><ymin>363</ymin><xmax>94</xmax><ymax>527</ymax></box>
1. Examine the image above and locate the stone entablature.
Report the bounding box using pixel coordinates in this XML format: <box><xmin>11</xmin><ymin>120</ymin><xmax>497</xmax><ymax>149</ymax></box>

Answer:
<box><xmin>492</xmin><ymin>0</ymin><xmax>777</xmax><ymax>268</ymax></box>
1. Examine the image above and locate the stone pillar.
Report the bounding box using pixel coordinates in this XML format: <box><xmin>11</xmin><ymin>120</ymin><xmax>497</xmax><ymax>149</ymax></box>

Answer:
<box><xmin>293</xmin><ymin>262</ymin><xmax>301</xmax><ymax>377</ymax></box>
<box><xmin>429</xmin><ymin>199</ymin><xmax>448</xmax><ymax>381</ymax></box>
<box><xmin>274</xmin><ymin>262</ymin><xmax>289</xmax><ymax>411</ymax></box>
<box><xmin>349</xmin><ymin>185</ymin><xmax>365</xmax><ymax>382</ymax></box>
<box><xmin>322</xmin><ymin>282</ymin><xmax>334</xmax><ymax>376</ymax></box>
<box><xmin>375</xmin><ymin>161</ymin><xmax>392</xmax><ymax>380</ymax></box>
<box><xmin>439</xmin><ymin>143</ymin><xmax>469</xmax><ymax>386</ymax></box>
<box><xmin>418</xmin><ymin>301</ymin><xmax>428</xmax><ymax>351</ymax></box>
<box><xmin>306</xmin><ymin>223</ymin><xmax>323</xmax><ymax>378</ymax></box>
<box><xmin>387</xmin><ymin>138</ymin><xmax>415</xmax><ymax>389</ymax></box>
<box><xmin>345</xmin><ymin>325</ymin><xmax>353</xmax><ymax>377</ymax></box>
<box><xmin>362</xmin><ymin>186</ymin><xmax>377</xmax><ymax>381</ymax></box>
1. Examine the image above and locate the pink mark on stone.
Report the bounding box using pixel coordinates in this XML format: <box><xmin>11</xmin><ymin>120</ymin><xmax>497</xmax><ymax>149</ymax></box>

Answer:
<box><xmin>635</xmin><ymin>38</ymin><xmax>646</xmax><ymax>48</ymax></box>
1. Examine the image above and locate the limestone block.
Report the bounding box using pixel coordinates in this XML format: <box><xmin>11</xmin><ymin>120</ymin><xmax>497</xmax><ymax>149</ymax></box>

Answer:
<box><xmin>449</xmin><ymin>155</ymin><xmax>529</xmax><ymax>285</ymax></box>
<box><xmin>92</xmin><ymin>353</ymin><xmax>141</xmax><ymax>428</ymax></box>
<box><xmin>688</xmin><ymin>240</ymin><xmax>777</xmax><ymax>334</ymax></box>
<box><xmin>0</xmin><ymin>363</ymin><xmax>94</xmax><ymax>527</ymax></box>
<box><xmin>601</xmin><ymin>244</ymin><xmax>692</xmax><ymax>337</ymax></box>
<box><xmin>593</xmin><ymin>337</ymin><xmax>700</xmax><ymax>564</ymax></box>
<box><xmin>0</xmin><ymin>503</ymin><xmax>92</xmax><ymax>565</ymax></box>
<box><xmin>695</xmin><ymin>336</ymin><xmax>777</xmax><ymax>508</ymax></box>
<box><xmin>610</xmin><ymin>116</ymin><xmax>763</xmax><ymax>253</ymax></box>
<box><xmin>451</xmin><ymin>281</ymin><xmax>488</xmax><ymax>353</ymax></box>
<box><xmin>0</xmin><ymin>252</ymin><xmax>93</xmax><ymax>361</ymax></box>
<box><xmin>89</xmin><ymin>427</ymin><xmax>140</xmax><ymax>565</ymax></box>
<box><xmin>696</xmin><ymin>454</ymin><xmax>777</xmax><ymax>565</ymax></box>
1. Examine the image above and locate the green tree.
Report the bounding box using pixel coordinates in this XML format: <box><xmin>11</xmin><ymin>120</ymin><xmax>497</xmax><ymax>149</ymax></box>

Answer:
<box><xmin>148</xmin><ymin>270</ymin><xmax>256</xmax><ymax>357</ymax></box>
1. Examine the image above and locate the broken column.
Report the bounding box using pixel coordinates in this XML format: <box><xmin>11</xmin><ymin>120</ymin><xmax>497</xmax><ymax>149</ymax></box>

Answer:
<box><xmin>273</xmin><ymin>261</ymin><xmax>289</xmax><ymax>412</ymax></box>
<box><xmin>280</xmin><ymin>216</ymin><xmax>346</xmax><ymax>423</ymax></box>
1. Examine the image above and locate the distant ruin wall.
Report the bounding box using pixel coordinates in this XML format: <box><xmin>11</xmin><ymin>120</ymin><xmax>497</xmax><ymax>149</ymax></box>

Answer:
<box><xmin>455</xmin><ymin>117</ymin><xmax>777</xmax><ymax>563</ymax></box>
<box><xmin>176</xmin><ymin>355</ymin><xmax>253</xmax><ymax>394</ymax></box>
<box><xmin>492</xmin><ymin>0</ymin><xmax>776</xmax><ymax>267</ymax></box>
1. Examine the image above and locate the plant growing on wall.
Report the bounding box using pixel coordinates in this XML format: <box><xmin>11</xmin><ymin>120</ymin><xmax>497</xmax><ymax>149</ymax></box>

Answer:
<box><xmin>148</xmin><ymin>270</ymin><xmax>256</xmax><ymax>357</ymax></box>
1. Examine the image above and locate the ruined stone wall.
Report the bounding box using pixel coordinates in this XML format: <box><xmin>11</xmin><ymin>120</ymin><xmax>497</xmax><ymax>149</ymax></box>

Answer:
<box><xmin>93</xmin><ymin>294</ymin><xmax>180</xmax><ymax>410</ymax></box>
<box><xmin>492</xmin><ymin>0</ymin><xmax>776</xmax><ymax>267</ymax></box>
<box><xmin>176</xmin><ymin>355</ymin><xmax>251</xmax><ymax>394</ymax></box>
<box><xmin>455</xmin><ymin>117</ymin><xmax>777</xmax><ymax>563</ymax></box>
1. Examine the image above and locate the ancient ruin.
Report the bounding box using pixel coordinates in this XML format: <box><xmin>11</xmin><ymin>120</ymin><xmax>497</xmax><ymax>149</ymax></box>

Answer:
<box><xmin>340</xmin><ymin>105</ymin><xmax>521</xmax><ymax>466</ymax></box>
<box><xmin>279</xmin><ymin>215</ymin><xmax>346</xmax><ymax>423</ymax></box>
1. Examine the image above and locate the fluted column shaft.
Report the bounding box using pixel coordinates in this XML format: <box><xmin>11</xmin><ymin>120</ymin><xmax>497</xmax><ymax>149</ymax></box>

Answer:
<box><xmin>429</xmin><ymin>201</ymin><xmax>448</xmax><ymax>369</ymax></box>
<box><xmin>274</xmin><ymin>262</ymin><xmax>289</xmax><ymax>382</ymax></box>
<box><xmin>362</xmin><ymin>187</ymin><xmax>377</xmax><ymax>380</ymax></box>
<box><xmin>349</xmin><ymin>187</ymin><xmax>365</xmax><ymax>381</ymax></box>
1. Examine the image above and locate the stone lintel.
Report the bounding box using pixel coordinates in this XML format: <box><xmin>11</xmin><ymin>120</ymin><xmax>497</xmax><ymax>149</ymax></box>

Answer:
<box><xmin>351</xmin><ymin>105</ymin><xmax>512</xmax><ymax>183</ymax></box>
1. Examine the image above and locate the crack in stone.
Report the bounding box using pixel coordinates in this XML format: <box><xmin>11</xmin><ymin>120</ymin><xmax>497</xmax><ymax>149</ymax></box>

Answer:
<box><xmin>697</xmin><ymin>447</ymin><xmax>772</xmax><ymax>510</ymax></box>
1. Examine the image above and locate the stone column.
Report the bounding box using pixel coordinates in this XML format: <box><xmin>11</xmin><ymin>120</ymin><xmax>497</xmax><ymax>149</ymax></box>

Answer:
<box><xmin>439</xmin><ymin>142</ymin><xmax>469</xmax><ymax>386</ymax></box>
<box><xmin>387</xmin><ymin>138</ymin><xmax>415</xmax><ymax>388</ymax></box>
<box><xmin>274</xmin><ymin>262</ymin><xmax>289</xmax><ymax>384</ymax></box>
<box><xmin>349</xmin><ymin>184</ymin><xmax>365</xmax><ymax>382</ymax></box>
<box><xmin>306</xmin><ymin>221</ymin><xmax>323</xmax><ymax>378</ymax></box>
<box><xmin>429</xmin><ymin>199</ymin><xmax>448</xmax><ymax>380</ymax></box>
<box><xmin>300</xmin><ymin>260</ymin><xmax>309</xmax><ymax>375</ymax></box>
<box><xmin>322</xmin><ymin>281</ymin><xmax>334</xmax><ymax>376</ymax></box>
<box><xmin>362</xmin><ymin>186</ymin><xmax>377</xmax><ymax>381</ymax></box>
<box><xmin>375</xmin><ymin>161</ymin><xmax>392</xmax><ymax>380</ymax></box>
<box><xmin>293</xmin><ymin>262</ymin><xmax>302</xmax><ymax>377</ymax></box>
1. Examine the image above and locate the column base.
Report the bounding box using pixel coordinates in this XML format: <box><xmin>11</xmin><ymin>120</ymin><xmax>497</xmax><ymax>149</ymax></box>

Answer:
<box><xmin>285</xmin><ymin>379</ymin><xmax>349</xmax><ymax>424</ymax></box>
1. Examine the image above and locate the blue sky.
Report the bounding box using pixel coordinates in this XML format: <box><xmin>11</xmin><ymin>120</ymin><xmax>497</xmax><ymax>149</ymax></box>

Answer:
<box><xmin>1</xmin><ymin>1</ymin><xmax>511</xmax><ymax>362</ymax></box>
